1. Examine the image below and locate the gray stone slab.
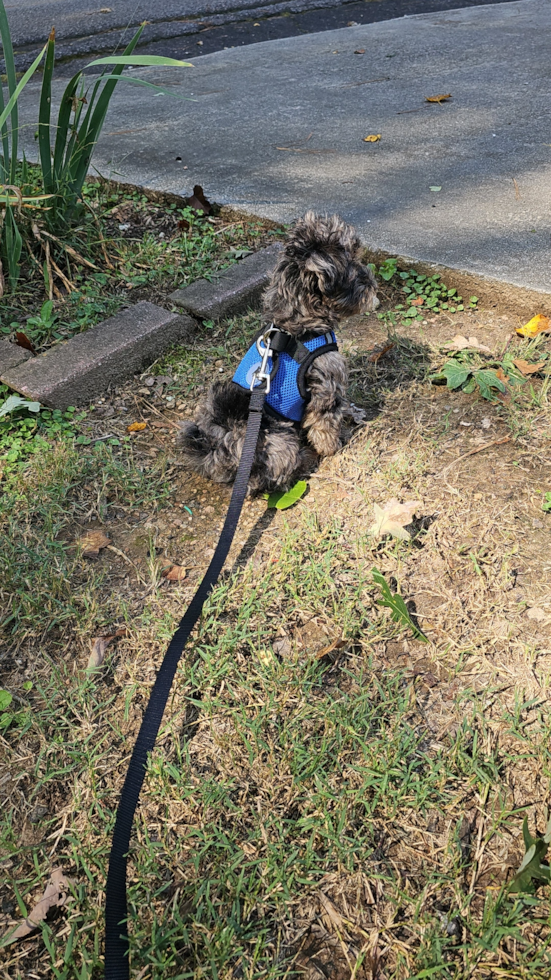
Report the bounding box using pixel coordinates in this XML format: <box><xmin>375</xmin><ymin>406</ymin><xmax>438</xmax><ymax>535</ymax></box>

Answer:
<box><xmin>0</xmin><ymin>338</ymin><xmax>33</xmax><ymax>375</ymax></box>
<box><xmin>1</xmin><ymin>302</ymin><xmax>195</xmax><ymax>409</ymax></box>
<box><xmin>169</xmin><ymin>243</ymin><xmax>282</xmax><ymax>319</ymax></box>
<box><xmin>16</xmin><ymin>0</ymin><xmax>551</xmax><ymax>306</ymax></box>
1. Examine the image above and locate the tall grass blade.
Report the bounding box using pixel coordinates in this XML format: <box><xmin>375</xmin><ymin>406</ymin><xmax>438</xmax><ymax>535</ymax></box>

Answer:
<box><xmin>0</xmin><ymin>0</ymin><xmax>19</xmax><ymax>182</ymax></box>
<box><xmin>0</xmin><ymin>45</ymin><xmax>47</xmax><ymax>134</ymax></box>
<box><xmin>39</xmin><ymin>28</ymin><xmax>57</xmax><ymax>195</ymax></box>
<box><xmin>2</xmin><ymin>203</ymin><xmax>22</xmax><ymax>289</ymax></box>
<box><xmin>85</xmin><ymin>55</ymin><xmax>192</xmax><ymax>68</ymax></box>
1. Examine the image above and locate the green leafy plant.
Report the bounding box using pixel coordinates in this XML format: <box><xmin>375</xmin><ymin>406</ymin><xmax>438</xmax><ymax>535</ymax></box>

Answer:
<box><xmin>24</xmin><ymin>300</ymin><xmax>58</xmax><ymax>344</ymax></box>
<box><xmin>0</xmin><ymin>394</ymin><xmax>41</xmax><ymax>419</ymax></box>
<box><xmin>265</xmin><ymin>480</ymin><xmax>308</xmax><ymax>510</ymax></box>
<box><xmin>0</xmin><ymin>390</ymin><xmax>84</xmax><ymax>471</ymax></box>
<box><xmin>0</xmin><ymin>688</ymin><xmax>13</xmax><ymax>729</ymax></box>
<box><xmin>508</xmin><ymin>815</ymin><xmax>551</xmax><ymax>894</ymax></box>
<box><xmin>0</xmin><ymin>6</ymin><xmax>53</xmax><ymax>290</ymax></box>
<box><xmin>543</xmin><ymin>493</ymin><xmax>551</xmax><ymax>514</ymax></box>
<box><xmin>38</xmin><ymin>27</ymin><xmax>191</xmax><ymax>227</ymax></box>
<box><xmin>372</xmin><ymin>262</ymin><xmax>478</xmax><ymax>328</ymax></box>
<box><xmin>372</xmin><ymin>257</ymin><xmax>398</xmax><ymax>282</ymax></box>
<box><xmin>372</xmin><ymin>567</ymin><xmax>427</xmax><ymax>641</ymax></box>
<box><xmin>0</xmin><ymin>2</ymin><xmax>192</xmax><ymax>289</ymax></box>
<box><xmin>429</xmin><ymin>361</ymin><xmax>507</xmax><ymax>402</ymax></box>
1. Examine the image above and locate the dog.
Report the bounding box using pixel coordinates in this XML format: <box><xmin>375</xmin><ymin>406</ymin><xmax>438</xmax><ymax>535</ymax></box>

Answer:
<box><xmin>178</xmin><ymin>212</ymin><xmax>378</xmax><ymax>493</ymax></box>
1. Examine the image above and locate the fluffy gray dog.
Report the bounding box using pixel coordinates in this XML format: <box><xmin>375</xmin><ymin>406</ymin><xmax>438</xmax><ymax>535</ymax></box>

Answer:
<box><xmin>178</xmin><ymin>212</ymin><xmax>378</xmax><ymax>492</ymax></box>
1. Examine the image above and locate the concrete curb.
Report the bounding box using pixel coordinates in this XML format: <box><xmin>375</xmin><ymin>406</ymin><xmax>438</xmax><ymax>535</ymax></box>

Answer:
<box><xmin>0</xmin><ymin>245</ymin><xmax>280</xmax><ymax>409</ymax></box>
<box><xmin>169</xmin><ymin>242</ymin><xmax>282</xmax><ymax>320</ymax></box>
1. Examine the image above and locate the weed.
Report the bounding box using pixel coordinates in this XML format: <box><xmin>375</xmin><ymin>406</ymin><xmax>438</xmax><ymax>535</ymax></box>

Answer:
<box><xmin>370</xmin><ymin>260</ymin><xmax>478</xmax><ymax>329</ymax></box>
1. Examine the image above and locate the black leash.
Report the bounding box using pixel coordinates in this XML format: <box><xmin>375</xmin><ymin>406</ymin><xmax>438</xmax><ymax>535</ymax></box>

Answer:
<box><xmin>104</xmin><ymin>387</ymin><xmax>266</xmax><ymax>980</ymax></box>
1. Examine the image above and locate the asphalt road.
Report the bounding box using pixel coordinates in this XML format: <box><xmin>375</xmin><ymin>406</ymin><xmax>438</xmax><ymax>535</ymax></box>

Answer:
<box><xmin>8</xmin><ymin>0</ymin><xmax>512</xmax><ymax>73</ymax></box>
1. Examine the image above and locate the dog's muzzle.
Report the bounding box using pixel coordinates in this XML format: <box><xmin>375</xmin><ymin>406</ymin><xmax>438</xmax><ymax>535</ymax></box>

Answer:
<box><xmin>364</xmin><ymin>294</ymin><xmax>380</xmax><ymax>313</ymax></box>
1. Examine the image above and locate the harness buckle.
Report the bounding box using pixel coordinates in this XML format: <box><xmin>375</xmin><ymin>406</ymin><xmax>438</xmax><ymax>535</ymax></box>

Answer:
<box><xmin>250</xmin><ymin>325</ymin><xmax>277</xmax><ymax>394</ymax></box>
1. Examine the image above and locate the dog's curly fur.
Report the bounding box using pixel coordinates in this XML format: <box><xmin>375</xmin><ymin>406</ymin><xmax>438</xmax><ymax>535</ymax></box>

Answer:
<box><xmin>178</xmin><ymin>212</ymin><xmax>378</xmax><ymax>492</ymax></box>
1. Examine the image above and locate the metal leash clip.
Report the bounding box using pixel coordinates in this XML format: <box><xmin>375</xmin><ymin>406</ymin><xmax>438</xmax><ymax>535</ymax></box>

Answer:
<box><xmin>250</xmin><ymin>325</ymin><xmax>277</xmax><ymax>394</ymax></box>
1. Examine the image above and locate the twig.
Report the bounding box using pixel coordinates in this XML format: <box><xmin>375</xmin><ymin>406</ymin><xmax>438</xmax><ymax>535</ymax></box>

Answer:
<box><xmin>441</xmin><ymin>435</ymin><xmax>510</xmax><ymax>474</ymax></box>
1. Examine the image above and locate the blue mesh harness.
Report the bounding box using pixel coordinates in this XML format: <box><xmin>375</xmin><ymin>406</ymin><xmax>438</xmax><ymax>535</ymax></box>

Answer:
<box><xmin>232</xmin><ymin>328</ymin><xmax>338</xmax><ymax>423</ymax></box>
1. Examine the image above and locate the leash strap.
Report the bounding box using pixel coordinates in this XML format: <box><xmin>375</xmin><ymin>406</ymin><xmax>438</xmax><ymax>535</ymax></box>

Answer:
<box><xmin>104</xmin><ymin>388</ymin><xmax>266</xmax><ymax>980</ymax></box>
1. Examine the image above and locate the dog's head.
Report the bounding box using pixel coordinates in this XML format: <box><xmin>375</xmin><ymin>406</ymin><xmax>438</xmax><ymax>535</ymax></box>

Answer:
<box><xmin>264</xmin><ymin>212</ymin><xmax>378</xmax><ymax>332</ymax></box>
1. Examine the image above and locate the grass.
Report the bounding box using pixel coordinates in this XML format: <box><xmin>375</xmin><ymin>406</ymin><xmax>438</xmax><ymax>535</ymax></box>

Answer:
<box><xmin>2</xmin><ymin>291</ymin><xmax>551</xmax><ymax>978</ymax></box>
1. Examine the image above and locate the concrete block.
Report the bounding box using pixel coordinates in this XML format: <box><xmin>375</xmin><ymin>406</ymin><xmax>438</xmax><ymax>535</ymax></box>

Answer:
<box><xmin>0</xmin><ymin>337</ymin><xmax>33</xmax><ymax>375</ymax></box>
<box><xmin>1</xmin><ymin>301</ymin><xmax>195</xmax><ymax>410</ymax></box>
<box><xmin>169</xmin><ymin>242</ymin><xmax>282</xmax><ymax>320</ymax></box>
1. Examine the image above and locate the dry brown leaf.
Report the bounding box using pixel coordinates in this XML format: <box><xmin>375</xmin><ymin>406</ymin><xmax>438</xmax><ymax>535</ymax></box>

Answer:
<box><xmin>318</xmin><ymin>891</ymin><xmax>345</xmax><ymax>930</ymax></box>
<box><xmin>367</xmin><ymin>341</ymin><xmax>394</xmax><ymax>363</ymax></box>
<box><xmin>15</xmin><ymin>331</ymin><xmax>36</xmax><ymax>354</ymax></box>
<box><xmin>442</xmin><ymin>335</ymin><xmax>492</xmax><ymax>353</ymax></box>
<box><xmin>162</xmin><ymin>564</ymin><xmax>187</xmax><ymax>581</ymax></box>
<box><xmin>516</xmin><ymin>314</ymin><xmax>551</xmax><ymax>338</ymax></box>
<box><xmin>87</xmin><ymin>628</ymin><xmax>127</xmax><ymax>670</ymax></box>
<box><xmin>363</xmin><ymin>134</ymin><xmax>381</xmax><ymax>142</ymax></box>
<box><xmin>512</xmin><ymin>358</ymin><xmax>546</xmax><ymax>376</ymax></box>
<box><xmin>425</xmin><ymin>93</ymin><xmax>451</xmax><ymax>103</ymax></box>
<box><xmin>495</xmin><ymin>367</ymin><xmax>510</xmax><ymax>384</ymax></box>
<box><xmin>127</xmin><ymin>421</ymin><xmax>147</xmax><ymax>432</ymax></box>
<box><xmin>354</xmin><ymin>49</ymin><xmax>365</xmax><ymax>54</ymax></box>
<box><xmin>411</xmin><ymin>296</ymin><xmax>424</xmax><ymax>306</ymax></box>
<box><xmin>2</xmin><ymin>867</ymin><xmax>72</xmax><ymax>945</ymax></box>
<box><xmin>369</xmin><ymin>499</ymin><xmax>420</xmax><ymax>542</ymax></box>
<box><xmin>76</xmin><ymin>529</ymin><xmax>110</xmax><ymax>556</ymax></box>
<box><xmin>315</xmin><ymin>637</ymin><xmax>346</xmax><ymax>660</ymax></box>
<box><xmin>185</xmin><ymin>184</ymin><xmax>211</xmax><ymax>215</ymax></box>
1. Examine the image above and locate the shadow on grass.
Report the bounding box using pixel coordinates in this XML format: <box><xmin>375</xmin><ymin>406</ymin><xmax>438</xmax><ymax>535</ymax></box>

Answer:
<box><xmin>348</xmin><ymin>331</ymin><xmax>432</xmax><ymax>420</ymax></box>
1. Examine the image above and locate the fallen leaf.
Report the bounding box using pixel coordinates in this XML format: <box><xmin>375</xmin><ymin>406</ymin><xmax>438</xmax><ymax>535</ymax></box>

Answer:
<box><xmin>318</xmin><ymin>891</ymin><xmax>345</xmax><ymax>930</ymax></box>
<box><xmin>442</xmin><ymin>335</ymin><xmax>492</xmax><ymax>353</ymax></box>
<box><xmin>425</xmin><ymin>93</ymin><xmax>451</xmax><ymax>103</ymax></box>
<box><xmin>87</xmin><ymin>628</ymin><xmax>126</xmax><ymax>670</ymax></box>
<box><xmin>185</xmin><ymin>184</ymin><xmax>211</xmax><ymax>215</ymax></box>
<box><xmin>411</xmin><ymin>296</ymin><xmax>424</xmax><ymax>306</ymax></box>
<box><xmin>363</xmin><ymin>134</ymin><xmax>381</xmax><ymax>142</ymax></box>
<box><xmin>369</xmin><ymin>499</ymin><xmax>420</xmax><ymax>542</ymax></box>
<box><xmin>367</xmin><ymin>341</ymin><xmax>395</xmax><ymax>363</ymax></box>
<box><xmin>267</xmin><ymin>480</ymin><xmax>307</xmax><ymax>509</ymax></box>
<box><xmin>315</xmin><ymin>637</ymin><xmax>346</xmax><ymax>660</ymax></box>
<box><xmin>512</xmin><ymin>359</ymin><xmax>546</xmax><ymax>376</ymax></box>
<box><xmin>354</xmin><ymin>48</ymin><xmax>365</xmax><ymax>54</ymax></box>
<box><xmin>495</xmin><ymin>367</ymin><xmax>510</xmax><ymax>384</ymax></box>
<box><xmin>127</xmin><ymin>421</ymin><xmax>147</xmax><ymax>432</ymax></box>
<box><xmin>429</xmin><ymin>186</ymin><xmax>442</xmax><ymax>192</ymax></box>
<box><xmin>2</xmin><ymin>867</ymin><xmax>72</xmax><ymax>945</ymax></box>
<box><xmin>516</xmin><ymin>314</ymin><xmax>551</xmax><ymax>338</ymax></box>
<box><xmin>162</xmin><ymin>564</ymin><xmax>187</xmax><ymax>581</ymax></box>
<box><xmin>15</xmin><ymin>331</ymin><xmax>36</xmax><ymax>354</ymax></box>
<box><xmin>76</xmin><ymin>530</ymin><xmax>110</xmax><ymax>556</ymax></box>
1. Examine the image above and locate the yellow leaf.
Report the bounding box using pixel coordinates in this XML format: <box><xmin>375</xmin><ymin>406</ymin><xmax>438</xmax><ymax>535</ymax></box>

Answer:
<box><xmin>425</xmin><ymin>93</ymin><xmax>451</xmax><ymax>103</ymax></box>
<box><xmin>363</xmin><ymin>134</ymin><xmax>381</xmax><ymax>142</ymax></box>
<box><xmin>127</xmin><ymin>421</ymin><xmax>147</xmax><ymax>432</ymax></box>
<box><xmin>516</xmin><ymin>314</ymin><xmax>551</xmax><ymax>338</ymax></box>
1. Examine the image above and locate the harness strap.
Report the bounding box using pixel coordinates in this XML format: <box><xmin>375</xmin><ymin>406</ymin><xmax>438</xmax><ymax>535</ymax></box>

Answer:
<box><xmin>104</xmin><ymin>388</ymin><xmax>266</xmax><ymax>980</ymax></box>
